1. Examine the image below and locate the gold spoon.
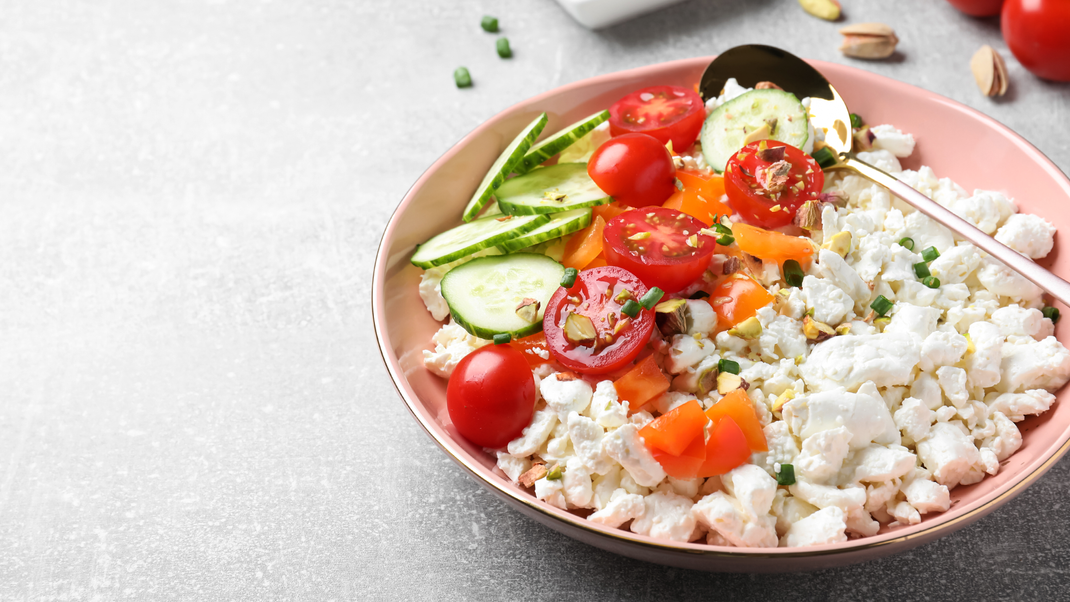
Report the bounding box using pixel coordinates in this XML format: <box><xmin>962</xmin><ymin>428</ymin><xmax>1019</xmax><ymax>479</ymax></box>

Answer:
<box><xmin>700</xmin><ymin>44</ymin><xmax>1070</xmax><ymax>306</ymax></box>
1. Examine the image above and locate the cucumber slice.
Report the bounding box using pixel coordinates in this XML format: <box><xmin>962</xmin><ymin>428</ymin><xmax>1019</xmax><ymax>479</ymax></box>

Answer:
<box><xmin>441</xmin><ymin>253</ymin><xmax>565</xmax><ymax>339</ymax></box>
<box><xmin>495</xmin><ymin>163</ymin><xmax>611</xmax><ymax>215</ymax></box>
<box><xmin>496</xmin><ymin>208</ymin><xmax>592</xmax><ymax>253</ymax></box>
<box><xmin>410</xmin><ymin>213</ymin><xmax>550</xmax><ymax>268</ymax></box>
<box><xmin>462</xmin><ymin>113</ymin><xmax>549</xmax><ymax>222</ymax></box>
<box><xmin>514</xmin><ymin>110</ymin><xmax>611</xmax><ymax>175</ymax></box>
<box><xmin>700</xmin><ymin>89</ymin><xmax>809</xmax><ymax>173</ymax></box>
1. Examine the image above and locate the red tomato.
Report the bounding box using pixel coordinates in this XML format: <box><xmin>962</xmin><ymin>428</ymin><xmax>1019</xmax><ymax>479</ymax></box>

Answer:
<box><xmin>602</xmin><ymin>207</ymin><xmax>716</xmax><ymax>293</ymax></box>
<box><xmin>1002</xmin><ymin>0</ymin><xmax>1070</xmax><ymax>82</ymax></box>
<box><xmin>587</xmin><ymin>133</ymin><xmax>676</xmax><ymax>208</ymax></box>
<box><xmin>543</xmin><ymin>266</ymin><xmax>655</xmax><ymax>374</ymax></box>
<box><xmin>944</xmin><ymin>0</ymin><xmax>1003</xmax><ymax>16</ymax></box>
<box><xmin>446</xmin><ymin>345</ymin><xmax>536</xmax><ymax>448</ymax></box>
<box><xmin>723</xmin><ymin>140</ymin><xmax>824</xmax><ymax>229</ymax></box>
<box><xmin>609</xmin><ymin>85</ymin><xmax>707</xmax><ymax>151</ymax></box>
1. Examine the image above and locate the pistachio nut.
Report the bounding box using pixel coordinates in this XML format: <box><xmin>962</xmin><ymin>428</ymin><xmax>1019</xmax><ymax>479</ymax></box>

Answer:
<box><xmin>970</xmin><ymin>44</ymin><xmax>1008</xmax><ymax>98</ymax></box>
<box><xmin>793</xmin><ymin>200</ymin><xmax>822</xmax><ymax>230</ymax></box>
<box><xmin>727</xmin><ymin>316</ymin><xmax>763</xmax><ymax>340</ymax></box>
<box><xmin>803</xmin><ymin>315</ymin><xmax>837</xmax><ymax>341</ymax></box>
<box><xmin>515</xmin><ymin>297</ymin><xmax>541</xmax><ymax>323</ymax></box>
<box><xmin>822</xmin><ymin>231</ymin><xmax>853</xmax><ymax>258</ymax></box>
<box><xmin>799</xmin><ymin>0</ymin><xmax>841</xmax><ymax>21</ymax></box>
<box><xmin>771</xmin><ymin>388</ymin><xmax>796</xmax><ymax>412</ymax></box>
<box><xmin>716</xmin><ymin>372</ymin><xmax>744</xmax><ymax>395</ymax></box>
<box><xmin>563</xmin><ymin>312</ymin><xmax>596</xmax><ymax>345</ymax></box>
<box><xmin>839</xmin><ymin>23</ymin><xmax>898</xmax><ymax>60</ymax></box>
<box><xmin>655</xmin><ymin>298</ymin><xmax>692</xmax><ymax>337</ymax></box>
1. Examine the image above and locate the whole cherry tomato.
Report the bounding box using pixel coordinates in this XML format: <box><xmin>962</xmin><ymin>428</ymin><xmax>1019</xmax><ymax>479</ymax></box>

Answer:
<box><xmin>602</xmin><ymin>207</ymin><xmax>716</xmax><ymax>293</ymax></box>
<box><xmin>543</xmin><ymin>265</ymin><xmax>655</xmax><ymax>374</ymax></box>
<box><xmin>723</xmin><ymin>140</ymin><xmax>824</xmax><ymax>229</ymax></box>
<box><xmin>1002</xmin><ymin>0</ymin><xmax>1070</xmax><ymax>82</ymax></box>
<box><xmin>608</xmin><ymin>85</ymin><xmax>707</xmax><ymax>151</ymax></box>
<box><xmin>447</xmin><ymin>345</ymin><xmax>536</xmax><ymax>449</ymax></box>
<box><xmin>587</xmin><ymin>133</ymin><xmax>676</xmax><ymax>208</ymax></box>
<box><xmin>944</xmin><ymin>0</ymin><xmax>1003</xmax><ymax>17</ymax></box>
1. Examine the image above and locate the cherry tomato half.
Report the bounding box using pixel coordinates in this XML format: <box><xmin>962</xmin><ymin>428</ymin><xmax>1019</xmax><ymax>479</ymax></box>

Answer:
<box><xmin>1002</xmin><ymin>0</ymin><xmax>1070</xmax><ymax>82</ymax></box>
<box><xmin>447</xmin><ymin>345</ymin><xmax>536</xmax><ymax>449</ymax></box>
<box><xmin>588</xmin><ymin>133</ymin><xmax>676</xmax><ymax>208</ymax></box>
<box><xmin>944</xmin><ymin>0</ymin><xmax>1003</xmax><ymax>17</ymax></box>
<box><xmin>723</xmin><ymin>140</ymin><xmax>824</xmax><ymax>229</ymax></box>
<box><xmin>609</xmin><ymin>85</ymin><xmax>706</xmax><ymax>152</ymax></box>
<box><xmin>543</xmin><ymin>266</ymin><xmax>655</xmax><ymax>374</ymax></box>
<box><xmin>602</xmin><ymin>207</ymin><xmax>716</xmax><ymax>293</ymax></box>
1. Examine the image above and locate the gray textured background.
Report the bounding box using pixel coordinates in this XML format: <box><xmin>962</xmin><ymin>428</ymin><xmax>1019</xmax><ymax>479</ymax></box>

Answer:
<box><xmin>2</xmin><ymin>0</ymin><xmax>1069</xmax><ymax>600</ymax></box>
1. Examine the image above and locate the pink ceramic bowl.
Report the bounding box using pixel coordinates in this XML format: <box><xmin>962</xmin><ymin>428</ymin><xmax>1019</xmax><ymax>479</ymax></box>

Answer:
<box><xmin>372</xmin><ymin>57</ymin><xmax>1070</xmax><ymax>571</ymax></box>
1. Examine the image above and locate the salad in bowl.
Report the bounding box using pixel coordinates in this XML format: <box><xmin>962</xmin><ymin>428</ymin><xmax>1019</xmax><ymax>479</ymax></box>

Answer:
<box><xmin>403</xmin><ymin>70</ymin><xmax>1069</xmax><ymax>550</ymax></box>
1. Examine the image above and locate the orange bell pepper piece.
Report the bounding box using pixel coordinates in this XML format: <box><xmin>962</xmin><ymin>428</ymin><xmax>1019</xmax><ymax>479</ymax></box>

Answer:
<box><xmin>613</xmin><ymin>355</ymin><xmax>670</xmax><ymax>413</ymax></box>
<box><xmin>651</xmin><ymin>431</ymin><xmax>707</xmax><ymax>479</ymax></box>
<box><xmin>709</xmin><ymin>275</ymin><xmax>775</xmax><ymax>328</ymax></box>
<box><xmin>561</xmin><ymin>215</ymin><xmax>606</xmax><ymax>270</ymax></box>
<box><xmin>593</xmin><ymin>202</ymin><xmax>631</xmax><ymax>225</ymax></box>
<box><xmin>732</xmin><ymin>222</ymin><xmax>814</xmax><ymax>268</ymax></box>
<box><xmin>696</xmin><ymin>416</ymin><xmax>751</xmax><ymax>478</ymax></box>
<box><xmin>585</xmin><ymin>255</ymin><xmax>608</xmax><ymax>269</ymax></box>
<box><xmin>512</xmin><ymin>332</ymin><xmax>553</xmax><ymax>368</ymax></box>
<box><xmin>639</xmin><ymin>399</ymin><xmax>708</xmax><ymax>456</ymax></box>
<box><xmin>662</xmin><ymin>172</ymin><xmax>732</xmax><ymax>227</ymax></box>
<box><xmin>705</xmin><ymin>389</ymin><xmax>768</xmax><ymax>452</ymax></box>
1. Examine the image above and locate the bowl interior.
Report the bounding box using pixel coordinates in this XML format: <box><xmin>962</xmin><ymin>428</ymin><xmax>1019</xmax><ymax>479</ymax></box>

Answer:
<box><xmin>374</xmin><ymin>57</ymin><xmax>1070</xmax><ymax>564</ymax></box>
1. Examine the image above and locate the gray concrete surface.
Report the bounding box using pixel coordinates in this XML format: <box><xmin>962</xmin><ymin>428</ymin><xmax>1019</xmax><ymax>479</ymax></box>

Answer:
<box><xmin>2</xmin><ymin>0</ymin><xmax>1069</xmax><ymax>600</ymax></box>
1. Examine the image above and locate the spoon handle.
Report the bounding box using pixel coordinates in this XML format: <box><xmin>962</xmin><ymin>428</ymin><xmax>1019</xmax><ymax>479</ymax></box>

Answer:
<box><xmin>839</xmin><ymin>155</ymin><xmax>1070</xmax><ymax>307</ymax></box>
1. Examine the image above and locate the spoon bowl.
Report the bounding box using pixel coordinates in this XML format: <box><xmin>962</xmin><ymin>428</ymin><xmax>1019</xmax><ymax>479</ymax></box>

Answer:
<box><xmin>700</xmin><ymin>44</ymin><xmax>1070</xmax><ymax>306</ymax></box>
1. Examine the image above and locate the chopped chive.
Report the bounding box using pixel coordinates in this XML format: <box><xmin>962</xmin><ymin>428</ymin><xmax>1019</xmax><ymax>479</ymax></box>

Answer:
<box><xmin>714</xmin><ymin>222</ymin><xmax>733</xmax><ymax>236</ymax></box>
<box><xmin>776</xmin><ymin>464</ymin><xmax>796</xmax><ymax>486</ymax></box>
<box><xmin>454</xmin><ymin>67</ymin><xmax>472</xmax><ymax>88</ymax></box>
<box><xmin>849</xmin><ymin>113</ymin><xmax>863</xmax><ymax>129</ymax></box>
<box><xmin>811</xmin><ymin>146</ymin><xmax>838</xmax><ymax>169</ymax></box>
<box><xmin>480</xmin><ymin>15</ymin><xmax>499</xmax><ymax>32</ymax></box>
<box><xmin>560</xmin><ymin>267</ymin><xmax>578</xmax><ymax>288</ymax></box>
<box><xmin>496</xmin><ymin>37</ymin><xmax>512</xmax><ymax>58</ymax></box>
<box><xmin>639</xmin><ymin>287</ymin><xmax>665</xmax><ymax>310</ymax></box>
<box><xmin>621</xmin><ymin>299</ymin><xmax>641</xmax><ymax>318</ymax></box>
<box><xmin>921</xmin><ymin>246</ymin><xmax>940</xmax><ymax>262</ymax></box>
<box><xmin>1043</xmin><ymin>307</ymin><xmax>1061</xmax><ymax>323</ymax></box>
<box><xmin>493</xmin><ymin>333</ymin><xmax>511</xmax><ymax>345</ymax></box>
<box><xmin>898</xmin><ymin>237</ymin><xmax>914</xmax><ymax>250</ymax></box>
<box><xmin>913</xmin><ymin>262</ymin><xmax>931</xmax><ymax>279</ymax></box>
<box><xmin>871</xmin><ymin>295</ymin><xmax>893</xmax><ymax>317</ymax></box>
<box><xmin>716</xmin><ymin>235</ymin><xmax>735</xmax><ymax>246</ymax></box>
<box><xmin>690</xmin><ymin>290</ymin><xmax>711</xmax><ymax>300</ymax></box>
<box><xmin>783</xmin><ymin>260</ymin><xmax>805</xmax><ymax>288</ymax></box>
<box><xmin>718</xmin><ymin>358</ymin><xmax>740</xmax><ymax>375</ymax></box>
<box><xmin>922</xmin><ymin>276</ymin><xmax>940</xmax><ymax>289</ymax></box>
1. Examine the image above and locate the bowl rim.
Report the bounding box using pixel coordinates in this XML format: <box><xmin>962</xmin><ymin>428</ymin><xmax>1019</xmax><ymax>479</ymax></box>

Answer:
<box><xmin>372</xmin><ymin>55</ymin><xmax>1070</xmax><ymax>560</ymax></box>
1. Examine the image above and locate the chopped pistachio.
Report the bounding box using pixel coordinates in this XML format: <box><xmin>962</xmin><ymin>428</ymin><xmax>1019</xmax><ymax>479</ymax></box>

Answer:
<box><xmin>818</xmin><ymin>190</ymin><xmax>849</xmax><ymax>207</ymax></box>
<box><xmin>742</xmin><ymin>122</ymin><xmax>772</xmax><ymax>146</ymax></box>
<box><xmin>803</xmin><ymin>315</ymin><xmax>836</xmax><ymax>341</ymax></box>
<box><xmin>655</xmin><ymin>298</ymin><xmax>692</xmax><ymax>337</ymax></box>
<box><xmin>717</xmin><ymin>372</ymin><xmax>744</xmax><ymax>395</ymax></box>
<box><xmin>518</xmin><ymin>463</ymin><xmax>547</xmax><ymax>488</ymax></box>
<box><xmin>772</xmin><ymin>388</ymin><xmax>796</xmax><ymax>412</ymax></box>
<box><xmin>822</xmin><ymin>231</ymin><xmax>852</xmax><ymax>258</ymax></box>
<box><xmin>835</xmin><ymin>323</ymin><xmax>852</xmax><ymax>336</ymax></box>
<box><xmin>613</xmin><ymin>316</ymin><xmax>631</xmax><ymax>335</ymax></box>
<box><xmin>727</xmin><ymin>316</ymin><xmax>763</xmax><ymax>340</ymax></box>
<box><xmin>545</xmin><ymin>464</ymin><xmax>564</xmax><ymax>480</ymax></box>
<box><xmin>722</xmin><ymin>257</ymin><xmax>741</xmax><ymax>275</ymax></box>
<box><xmin>794</xmin><ymin>355</ymin><xmax>804</xmax><ymax>365</ymax></box>
<box><xmin>793</xmin><ymin>200</ymin><xmax>822</xmax><ymax>230</ymax></box>
<box><xmin>614</xmin><ymin>289</ymin><xmax>634</xmax><ymax>304</ymax></box>
<box><xmin>515</xmin><ymin>298</ymin><xmax>541</xmax><ymax>323</ymax></box>
<box><xmin>965</xmin><ymin>333</ymin><xmax>975</xmax><ymax>354</ymax></box>
<box><xmin>697</xmin><ymin>363</ymin><xmax>719</xmax><ymax>396</ymax></box>
<box><xmin>756</xmin><ymin>145</ymin><xmax>786</xmax><ymax>163</ymax></box>
<box><xmin>563</xmin><ymin>313</ymin><xmax>597</xmax><ymax>345</ymax></box>
<box><xmin>628</xmin><ymin>232</ymin><xmax>652</xmax><ymax>241</ymax></box>
<box><xmin>873</xmin><ymin>316</ymin><xmax>891</xmax><ymax>332</ymax></box>
<box><xmin>853</xmin><ymin>126</ymin><xmax>875</xmax><ymax>151</ymax></box>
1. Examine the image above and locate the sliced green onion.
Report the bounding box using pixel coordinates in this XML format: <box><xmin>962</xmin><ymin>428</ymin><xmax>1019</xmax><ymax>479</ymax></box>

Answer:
<box><xmin>1043</xmin><ymin>306</ymin><xmax>1061</xmax><ymax>323</ymax></box>
<box><xmin>922</xmin><ymin>276</ymin><xmax>940</xmax><ymax>289</ymax></box>
<box><xmin>639</xmin><ymin>287</ymin><xmax>665</xmax><ymax>310</ymax></box>
<box><xmin>716</xmin><ymin>235</ymin><xmax>735</xmax><ymax>246</ymax></box>
<box><xmin>811</xmin><ymin>146</ymin><xmax>838</xmax><ymax>169</ymax></box>
<box><xmin>690</xmin><ymin>290</ymin><xmax>711</xmax><ymax>300</ymax></box>
<box><xmin>783</xmin><ymin>260</ymin><xmax>804</xmax><ymax>288</ymax></box>
<box><xmin>496</xmin><ymin>37</ymin><xmax>512</xmax><ymax>58</ymax></box>
<box><xmin>560</xmin><ymin>267</ymin><xmax>578</xmax><ymax>288</ymax></box>
<box><xmin>898</xmin><ymin>237</ymin><xmax>914</xmax><ymax>250</ymax></box>
<box><xmin>776</xmin><ymin>464</ymin><xmax>796</xmax><ymax>486</ymax></box>
<box><xmin>621</xmin><ymin>299</ymin><xmax>641</xmax><ymax>319</ymax></box>
<box><xmin>921</xmin><ymin>246</ymin><xmax>940</xmax><ymax>262</ymax></box>
<box><xmin>871</xmin><ymin>295</ymin><xmax>894</xmax><ymax>317</ymax></box>
<box><xmin>718</xmin><ymin>358</ymin><xmax>740</xmax><ymax>375</ymax></box>
<box><xmin>849</xmin><ymin>113</ymin><xmax>863</xmax><ymax>129</ymax></box>
<box><xmin>493</xmin><ymin>333</ymin><xmax>511</xmax><ymax>345</ymax></box>
<box><xmin>480</xmin><ymin>15</ymin><xmax>499</xmax><ymax>32</ymax></box>
<box><xmin>454</xmin><ymin>67</ymin><xmax>472</xmax><ymax>88</ymax></box>
<box><xmin>913</xmin><ymin>262</ymin><xmax>931</xmax><ymax>279</ymax></box>
<box><xmin>713</xmin><ymin>222</ymin><xmax>733</xmax><ymax>236</ymax></box>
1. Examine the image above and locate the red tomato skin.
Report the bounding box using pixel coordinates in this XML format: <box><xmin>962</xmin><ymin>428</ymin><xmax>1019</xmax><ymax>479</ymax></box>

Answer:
<box><xmin>609</xmin><ymin>85</ymin><xmax>707</xmax><ymax>151</ymax></box>
<box><xmin>945</xmin><ymin>0</ymin><xmax>1003</xmax><ymax>16</ymax></box>
<box><xmin>446</xmin><ymin>345</ymin><xmax>536</xmax><ymax>449</ymax></box>
<box><xmin>1002</xmin><ymin>0</ymin><xmax>1070</xmax><ymax>82</ymax></box>
<box><xmin>543</xmin><ymin>266</ymin><xmax>655</xmax><ymax>374</ymax></box>
<box><xmin>588</xmin><ymin>134</ymin><xmax>676</xmax><ymax>208</ymax></box>
<box><xmin>723</xmin><ymin>140</ymin><xmax>824</xmax><ymax>229</ymax></box>
<box><xmin>602</xmin><ymin>207</ymin><xmax>716</xmax><ymax>293</ymax></box>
